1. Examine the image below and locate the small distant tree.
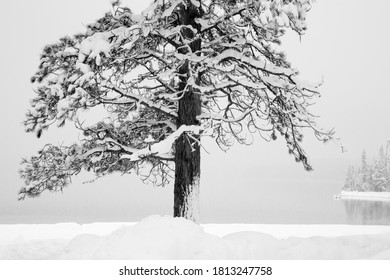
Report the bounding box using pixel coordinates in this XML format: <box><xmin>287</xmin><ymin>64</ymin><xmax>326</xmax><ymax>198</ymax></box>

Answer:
<box><xmin>365</xmin><ymin>165</ymin><xmax>374</xmax><ymax>191</ymax></box>
<box><xmin>378</xmin><ymin>145</ymin><xmax>387</xmax><ymax>179</ymax></box>
<box><xmin>19</xmin><ymin>0</ymin><xmax>333</xmax><ymax>222</ymax></box>
<box><xmin>343</xmin><ymin>165</ymin><xmax>356</xmax><ymax>191</ymax></box>
<box><xmin>372</xmin><ymin>161</ymin><xmax>386</xmax><ymax>191</ymax></box>
<box><xmin>372</xmin><ymin>146</ymin><xmax>388</xmax><ymax>191</ymax></box>
<box><xmin>361</xmin><ymin>150</ymin><xmax>368</xmax><ymax>184</ymax></box>
<box><xmin>386</xmin><ymin>141</ymin><xmax>390</xmax><ymax>191</ymax></box>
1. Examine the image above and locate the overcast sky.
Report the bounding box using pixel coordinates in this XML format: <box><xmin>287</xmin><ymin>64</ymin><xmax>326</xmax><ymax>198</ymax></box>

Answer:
<box><xmin>0</xmin><ymin>0</ymin><xmax>389</xmax><ymax>224</ymax></box>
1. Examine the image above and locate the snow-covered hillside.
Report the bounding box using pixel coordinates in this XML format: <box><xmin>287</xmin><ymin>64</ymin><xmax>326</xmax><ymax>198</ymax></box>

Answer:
<box><xmin>1</xmin><ymin>216</ymin><xmax>390</xmax><ymax>259</ymax></box>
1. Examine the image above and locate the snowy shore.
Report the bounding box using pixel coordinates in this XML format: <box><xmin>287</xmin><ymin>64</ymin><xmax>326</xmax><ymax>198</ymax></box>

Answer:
<box><xmin>335</xmin><ymin>191</ymin><xmax>390</xmax><ymax>201</ymax></box>
<box><xmin>1</xmin><ymin>216</ymin><xmax>390</xmax><ymax>260</ymax></box>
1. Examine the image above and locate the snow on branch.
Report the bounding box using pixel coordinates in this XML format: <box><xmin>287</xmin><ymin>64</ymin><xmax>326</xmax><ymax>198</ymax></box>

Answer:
<box><xmin>198</xmin><ymin>108</ymin><xmax>255</xmax><ymax>123</ymax></box>
<box><xmin>107</xmin><ymin>86</ymin><xmax>178</xmax><ymax>119</ymax></box>
<box><xmin>122</xmin><ymin>124</ymin><xmax>203</xmax><ymax>161</ymax></box>
<box><xmin>19</xmin><ymin>122</ymin><xmax>203</xmax><ymax>199</ymax></box>
<box><xmin>21</xmin><ymin>0</ymin><xmax>333</xmax><ymax>197</ymax></box>
<box><xmin>212</xmin><ymin>49</ymin><xmax>295</xmax><ymax>76</ymax></box>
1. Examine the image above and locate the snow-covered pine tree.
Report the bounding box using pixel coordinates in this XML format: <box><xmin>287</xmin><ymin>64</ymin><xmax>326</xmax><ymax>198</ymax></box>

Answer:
<box><xmin>19</xmin><ymin>0</ymin><xmax>333</xmax><ymax>222</ymax></box>
<box><xmin>365</xmin><ymin>165</ymin><xmax>374</xmax><ymax>191</ymax></box>
<box><xmin>343</xmin><ymin>165</ymin><xmax>356</xmax><ymax>191</ymax></box>
<box><xmin>372</xmin><ymin>146</ymin><xmax>388</xmax><ymax>191</ymax></box>
<box><xmin>372</xmin><ymin>161</ymin><xmax>384</xmax><ymax>191</ymax></box>
<box><xmin>386</xmin><ymin>140</ymin><xmax>390</xmax><ymax>190</ymax></box>
<box><xmin>361</xmin><ymin>150</ymin><xmax>368</xmax><ymax>184</ymax></box>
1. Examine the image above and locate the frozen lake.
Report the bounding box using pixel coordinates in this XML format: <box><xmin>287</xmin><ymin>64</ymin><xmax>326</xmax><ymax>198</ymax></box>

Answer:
<box><xmin>2</xmin><ymin>178</ymin><xmax>390</xmax><ymax>225</ymax></box>
<box><xmin>201</xmin><ymin>179</ymin><xmax>390</xmax><ymax>225</ymax></box>
<box><xmin>341</xmin><ymin>199</ymin><xmax>390</xmax><ymax>225</ymax></box>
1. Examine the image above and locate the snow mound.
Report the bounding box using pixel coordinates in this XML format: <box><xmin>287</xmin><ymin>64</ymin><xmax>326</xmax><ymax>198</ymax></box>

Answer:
<box><xmin>56</xmin><ymin>216</ymin><xmax>390</xmax><ymax>260</ymax></box>
<box><xmin>59</xmin><ymin>215</ymin><xmax>232</xmax><ymax>259</ymax></box>
<box><xmin>2</xmin><ymin>216</ymin><xmax>390</xmax><ymax>259</ymax></box>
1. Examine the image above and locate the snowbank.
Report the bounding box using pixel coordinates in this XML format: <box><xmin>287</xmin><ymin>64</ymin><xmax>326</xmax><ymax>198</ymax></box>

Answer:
<box><xmin>1</xmin><ymin>215</ymin><xmax>390</xmax><ymax>260</ymax></box>
<box><xmin>337</xmin><ymin>191</ymin><xmax>390</xmax><ymax>201</ymax></box>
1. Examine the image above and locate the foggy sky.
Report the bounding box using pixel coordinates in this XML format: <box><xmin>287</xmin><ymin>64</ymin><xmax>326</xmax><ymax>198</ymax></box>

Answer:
<box><xmin>0</xmin><ymin>0</ymin><xmax>389</xmax><ymax>224</ymax></box>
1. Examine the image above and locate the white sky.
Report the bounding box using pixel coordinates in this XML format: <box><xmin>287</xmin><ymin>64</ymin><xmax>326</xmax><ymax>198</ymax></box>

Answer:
<box><xmin>0</xmin><ymin>0</ymin><xmax>389</xmax><ymax>224</ymax></box>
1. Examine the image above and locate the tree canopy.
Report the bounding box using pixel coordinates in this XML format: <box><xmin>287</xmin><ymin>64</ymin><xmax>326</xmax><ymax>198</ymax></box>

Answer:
<box><xmin>20</xmin><ymin>0</ymin><xmax>333</xmax><ymax>220</ymax></box>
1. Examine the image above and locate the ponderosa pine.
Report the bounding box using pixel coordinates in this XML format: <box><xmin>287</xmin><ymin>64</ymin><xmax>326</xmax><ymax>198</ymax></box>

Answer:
<box><xmin>20</xmin><ymin>0</ymin><xmax>333</xmax><ymax>223</ymax></box>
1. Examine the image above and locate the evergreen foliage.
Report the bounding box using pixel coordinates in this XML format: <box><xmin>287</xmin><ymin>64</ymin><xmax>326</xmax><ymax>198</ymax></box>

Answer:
<box><xmin>343</xmin><ymin>141</ymin><xmax>390</xmax><ymax>192</ymax></box>
<box><xmin>20</xmin><ymin>0</ymin><xmax>333</xmax><ymax>220</ymax></box>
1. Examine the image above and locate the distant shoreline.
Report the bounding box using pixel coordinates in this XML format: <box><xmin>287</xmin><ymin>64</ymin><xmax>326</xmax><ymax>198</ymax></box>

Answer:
<box><xmin>334</xmin><ymin>191</ymin><xmax>390</xmax><ymax>201</ymax></box>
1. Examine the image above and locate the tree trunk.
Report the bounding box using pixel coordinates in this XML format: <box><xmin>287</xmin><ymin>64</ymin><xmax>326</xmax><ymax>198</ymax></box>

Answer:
<box><xmin>173</xmin><ymin>88</ymin><xmax>201</xmax><ymax>222</ymax></box>
<box><xmin>173</xmin><ymin>3</ymin><xmax>202</xmax><ymax>223</ymax></box>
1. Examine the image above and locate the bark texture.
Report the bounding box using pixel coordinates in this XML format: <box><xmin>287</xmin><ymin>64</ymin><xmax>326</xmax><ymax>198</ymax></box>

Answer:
<box><xmin>173</xmin><ymin>2</ymin><xmax>202</xmax><ymax>223</ymax></box>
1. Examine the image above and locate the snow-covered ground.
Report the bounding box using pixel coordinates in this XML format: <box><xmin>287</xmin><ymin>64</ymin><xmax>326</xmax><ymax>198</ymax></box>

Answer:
<box><xmin>1</xmin><ymin>215</ymin><xmax>390</xmax><ymax>259</ymax></box>
<box><xmin>336</xmin><ymin>191</ymin><xmax>390</xmax><ymax>201</ymax></box>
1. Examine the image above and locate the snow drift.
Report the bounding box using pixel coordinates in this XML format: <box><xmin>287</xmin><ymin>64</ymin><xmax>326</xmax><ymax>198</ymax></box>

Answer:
<box><xmin>1</xmin><ymin>215</ymin><xmax>390</xmax><ymax>260</ymax></box>
<box><xmin>337</xmin><ymin>191</ymin><xmax>390</xmax><ymax>201</ymax></box>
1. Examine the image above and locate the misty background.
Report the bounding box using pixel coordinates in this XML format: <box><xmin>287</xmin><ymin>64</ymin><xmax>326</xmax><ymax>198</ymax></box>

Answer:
<box><xmin>0</xmin><ymin>0</ymin><xmax>389</xmax><ymax>224</ymax></box>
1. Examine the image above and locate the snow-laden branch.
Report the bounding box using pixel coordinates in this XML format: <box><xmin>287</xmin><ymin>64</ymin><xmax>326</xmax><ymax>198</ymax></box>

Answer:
<box><xmin>21</xmin><ymin>0</ymin><xmax>333</xmax><ymax>198</ymax></box>
<box><xmin>212</xmin><ymin>49</ymin><xmax>294</xmax><ymax>76</ymax></box>
<box><xmin>198</xmin><ymin>108</ymin><xmax>255</xmax><ymax>123</ymax></box>
<box><xmin>102</xmin><ymin>85</ymin><xmax>178</xmax><ymax>120</ymax></box>
<box><xmin>122</xmin><ymin>125</ymin><xmax>202</xmax><ymax>161</ymax></box>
